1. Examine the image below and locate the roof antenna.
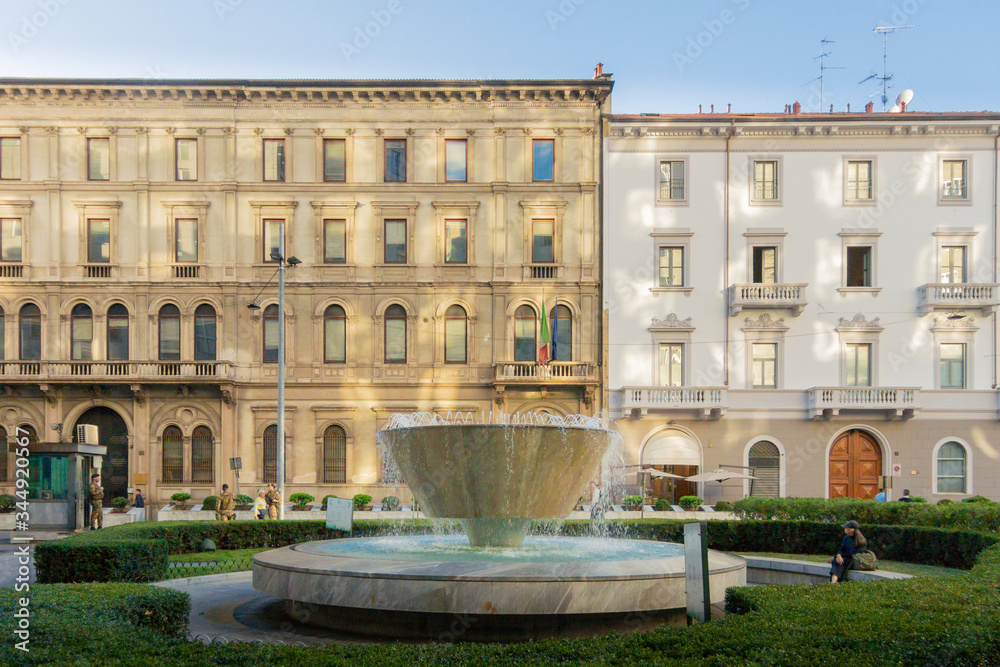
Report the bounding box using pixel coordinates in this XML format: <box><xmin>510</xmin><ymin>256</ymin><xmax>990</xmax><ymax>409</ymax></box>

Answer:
<box><xmin>803</xmin><ymin>38</ymin><xmax>844</xmax><ymax>112</ymax></box>
<box><xmin>860</xmin><ymin>25</ymin><xmax>914</xmax><ymax>110</ymax></box>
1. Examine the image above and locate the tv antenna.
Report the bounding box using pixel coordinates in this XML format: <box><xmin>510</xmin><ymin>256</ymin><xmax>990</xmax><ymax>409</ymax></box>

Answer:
<box><xmin>861</xmin><ymin>25</ymin><xmax>914</xmax><ymax>110</ymax></box>
<box><xmin>807</xmin><ymin>38</ymin><xmax>844</xmax><ymax>112</ymax></box>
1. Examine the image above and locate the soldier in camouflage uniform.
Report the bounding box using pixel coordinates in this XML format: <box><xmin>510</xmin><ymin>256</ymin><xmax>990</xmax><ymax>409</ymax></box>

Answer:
<box><xmin>88</xmin><ymin>474</ymin><xmax>104</xmax><ymax>529</ymax></box>
<box><xmin>216</xmin><ymin>483</ymin><xmax>236</xmax><ymax>521</ymax></box>
<box><xmin>265</xmin><ymin>483</ymin><xmax>281</xmax><ymax>520</ymax></box>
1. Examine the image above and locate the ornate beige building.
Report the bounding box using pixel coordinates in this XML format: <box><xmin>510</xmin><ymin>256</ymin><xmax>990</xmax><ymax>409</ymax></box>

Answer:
<box><xmin>0</xmin><ymin>76</ymin><xmax>612</xmax><ymax>507</ymax></box>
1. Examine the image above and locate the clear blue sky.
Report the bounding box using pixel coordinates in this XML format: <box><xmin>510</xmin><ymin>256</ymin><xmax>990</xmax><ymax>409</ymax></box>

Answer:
<box><xmin>3</xmin><ymin>0</ymin><xmax>998</xmax><ymax>113</ymax></box>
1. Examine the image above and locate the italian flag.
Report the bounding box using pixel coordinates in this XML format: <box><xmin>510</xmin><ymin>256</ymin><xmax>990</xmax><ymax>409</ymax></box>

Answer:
<box><xmin>538</xmin><ymin>306</ymin><xmax>552</xmax><ymax>366</ymax></box>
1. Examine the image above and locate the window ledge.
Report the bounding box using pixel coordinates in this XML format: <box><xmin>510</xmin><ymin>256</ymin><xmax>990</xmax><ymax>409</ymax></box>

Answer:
<box><xmin>842</xmin><ymin>199</ymin><xmax>876</xmax><ymax>207</ymax></box>
<box><xmin>837</xmin><ymin>287</ymin><xmax>882</xmax><ymax>296</ymax></box>
<box><xmin>649</xmin><ymin>287</ymin><xmax>694</xmax><ymax>295</ymax></box>
<box><xmin>655</xmin><ymin>199</ymin><xmax>690</xmax><ymax>207</ymax></box>
<box><xmin>749</xmin><ymin>199</ymin><xmax>783</xmax><ymax>207</ymax></box>
<box><xmin>938</xmin><ymin>197</ymin><xmax>972</xmax><ymax>206</ymax></box>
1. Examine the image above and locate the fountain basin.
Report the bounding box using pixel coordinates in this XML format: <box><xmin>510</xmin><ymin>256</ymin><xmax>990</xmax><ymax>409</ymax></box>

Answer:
<box><xmin>252</xmin><ymin>535</ymin><xmax>746</xmax><ymax>641</ymax></box>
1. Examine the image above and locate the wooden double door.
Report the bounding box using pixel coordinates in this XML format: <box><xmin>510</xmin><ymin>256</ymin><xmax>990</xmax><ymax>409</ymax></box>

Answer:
<box><xmin>829</xmin><ymin>430</ymin><xmax>882</xmax><ymax>500</ymax></box>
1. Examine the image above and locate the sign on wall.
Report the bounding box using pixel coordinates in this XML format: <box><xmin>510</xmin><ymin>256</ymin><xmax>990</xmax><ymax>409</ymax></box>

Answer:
<box><xmin>326</xmin><ymin>497</ymin><xmax>354</xmax><ymax>532</ymax></box>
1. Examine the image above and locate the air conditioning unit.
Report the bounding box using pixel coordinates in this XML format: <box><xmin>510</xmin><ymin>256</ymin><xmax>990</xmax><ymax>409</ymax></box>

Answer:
<box><xmin>77</xmin><ymin>424</ymin><xmax>99</xmax><ymax>445</ymax></box>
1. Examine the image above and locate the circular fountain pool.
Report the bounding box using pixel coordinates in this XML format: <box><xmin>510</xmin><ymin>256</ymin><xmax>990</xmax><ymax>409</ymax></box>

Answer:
<box><xmin>253</xmin><ymin>535</ymin><xmax>746</xmax><ymax>641</ymax></box>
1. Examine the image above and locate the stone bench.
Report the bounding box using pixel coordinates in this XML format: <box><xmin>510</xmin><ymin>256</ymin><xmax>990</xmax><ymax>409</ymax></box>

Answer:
<box><xmin>743</xmin><ymin>556</ymin><xmax>913</xmax><ymax>586</ymax></box>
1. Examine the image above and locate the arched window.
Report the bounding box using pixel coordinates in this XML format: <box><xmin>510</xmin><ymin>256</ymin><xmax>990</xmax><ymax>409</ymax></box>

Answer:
<box><xmin>0</xmin><ymin>306</ymin><xmax>5</xmax><ymax>361</ymax></box>
<box><xmin>19</xmin><ymin>425</ymin><xmax>37</xmax><ymax>444</ymax></box>
<box><xmin>19</xmin><ymin>303</ymin><xmax>41</xmax><ymax>360</ymax></box>
<box><xmin>263</xmin><ymin>424</ymin><xmax>277</xmax><ymax>483</ymax></box>
<box><xmin>444</xmin><ymin>304</ymin><xmax>467</xmax><ymax>364</ymax></box>
<box><xmin>323</xmin><ymin>424</ymin><xmax>347</xmax><ymax>483</ymax></box>
<box><xmin>550</xmin><ymin>305</ymin><xmax>572</xmax><ymax>362</ymax></box>
<box><xmin>263</xmin><ymin>305</ymin><xmax>279</xmax><ymax>362</ymax></box>
<box><xmin>514</xmin><ymin>305</ymin><xmax>536</xmax><ymax>362</ymax></box>
<box><xmin>748</xmin><ymin>440</ymin><xmax>781</xmax><ymax>498</ymax></box>
<box><xmin>71</xmin><ymin>304</ymin><xmax>93</xmax><ymax>361</ymax></box>
<box><xmin>194</xmin><ymin>304</ymin><xmax>217</xmax><ymax>361</ymax></box>
<box><xmin>106</xmin><ymin>304</ymin><xmax>129</xmax><ymax>361</ymax></box>
<box><xmin>384</xmin><ymin>304</ymin><xmax>407</xmax><ymax>364</ymax></box>
<box><xmin>323</xmin><ymin>305</ymin><xmax>347</xmax><ymax>363</ymax></box>
<box><xmin>936</xmin><ymin>441</ymin><xmax>967</xmax><ymax>494</ymax></box>
<box><xmin>191</xmin><ymin>425</ymin><xmax>213</xmax><ymax>483</ymax></box>
<box><xmin>0</xmin><ymin>426</ymin><xmax>6</xmax><ymax>481</ymax></box>
<box><xmin>158</xmin><ymin>304</ymin><xmax>181</xmax><ymax>361</ymax></box>
<box><xmin>161</xmin><ymin>425</ymin><xmax>183</xmax><ymax>482</ymax></box>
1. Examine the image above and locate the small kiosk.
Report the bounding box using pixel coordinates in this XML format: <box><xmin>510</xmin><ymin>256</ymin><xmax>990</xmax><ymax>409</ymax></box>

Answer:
<box><xmin>24</xmin><ymin>440</ymin><xmax>107</xmax><ymax>530</ymax></box>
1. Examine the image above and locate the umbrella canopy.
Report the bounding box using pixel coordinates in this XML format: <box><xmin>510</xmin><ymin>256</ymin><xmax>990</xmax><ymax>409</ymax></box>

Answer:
<box><xmin>685</xmin><ymin>469</ymin><xmax>757</xmax><ymax>483</ymax></box>
<box><xmin>638</xmin><ymin>468</ymin><xmax>686</xmax><ymax>480</ymax></box>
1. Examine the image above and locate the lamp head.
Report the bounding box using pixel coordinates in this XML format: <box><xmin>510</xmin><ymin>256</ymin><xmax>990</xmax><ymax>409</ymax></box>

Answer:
<box><xmin>287</xmin><ymin>256</ymin><xmax>302</xmax><ymax>266</ymax></box>
<box><xmin>246</xmin><ymin>302</ymin><xmax>261</xmax><ymax>311</ymax></box>
<box><xmin>269</xmin><ymin>251</ymin><xmax>282</xmax><ymax>262</ymax></box>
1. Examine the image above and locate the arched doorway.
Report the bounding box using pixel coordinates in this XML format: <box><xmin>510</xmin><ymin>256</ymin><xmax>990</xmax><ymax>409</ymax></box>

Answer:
<box><xmin>747</xmin><ymin>440</ymin><xmax>781</xmax><ymax>498</ymax></box>
<box><xmin>74</xmin><ymin>407</ymin><xmax>129</xmax><ymax>505</ymax></box>
<box><xmin>640</xmin><ymin>429</ymin><xmax>701</xmax><ymax>504</ymax></box>
<box><xmin>829</xmin><ymin>429</ymin><xmax>882</xmax><ymax>499</ymax></box>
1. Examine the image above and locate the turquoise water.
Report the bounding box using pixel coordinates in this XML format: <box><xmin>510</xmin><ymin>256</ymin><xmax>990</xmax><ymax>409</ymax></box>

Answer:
<box><xmin>296</xmin><ymin>535</ymin><xmax>683</xmax><ymax>563</ymax></box>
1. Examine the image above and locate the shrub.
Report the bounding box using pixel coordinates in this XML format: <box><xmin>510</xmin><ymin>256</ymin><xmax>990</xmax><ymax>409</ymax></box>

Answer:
<box><xmin>321</xmin><ymin>495</ymin><xmax>339</xmax><ymax>509</ymax></box>
<box><xmin>0</xmin><ymin>494</ymin><xmax>16</xmax><ymax>510</ymax></box>
<box><xmin>234</xmin><ymin>494</ymin><xmax>253</xmax><ymax>509</ymax></box>
<box><xmin>169</xmin><ymin>492</ymin><xmax>191</xmax><ymax>508</ymax></box>
<box><xmin>35</xmin><ymin>539</ymin><xmax>169</xmax><ymax>583</ymax></box>
<box><xmin>352</xmin><ymin>493</ymin><xmax>373</xmax><ymax>510</ymax></box>
<box><xmin>289</xmin><ymin>493</ymin><xmax>314</xmax><ymax>509</ymax></box>
<box><xmin>111</xmin><ymin>496</ymin><xmax>129</xmax><ymax>510</ymax></box>
<box><xmin>654</xmin><ymin>498</ymin><xmax>670</xmax><ymax>511</ymax></box>
<box><xmin>962</xmin><ymin>495</ymin><xmax>996</xmax><ymax>504</ymax></box>
<box><xmin>201</xmin><ymin>496</ymin><xmax>218</xmax><ymax>511</ymax></box>
<box><xmin>623</xmin><ymin>495</ymin><xmax>643</xmax><ymax>510</ymax></box>
<box><xmin>679</xmin><ymin>495</ymin><xmax>703</xmax><ymax>510</ymax></box>
<box><xmin>911</xmin><ymin>496</ymin><xmax>928</xmax><ymax>503</ymax></box>
<box><xmin>381</xmin><ymin>495</ymin><xmax>400</xmax><ymax>511</ymax></box>
<box><xmin>714</xmin><ymin>500</ymin><xmax>732</xmax><ymax>511</ymax></box>
<box><xmin>938</xmin><ymin>499</ymin><xmax>954</xmax><ymax>506</ymax></box>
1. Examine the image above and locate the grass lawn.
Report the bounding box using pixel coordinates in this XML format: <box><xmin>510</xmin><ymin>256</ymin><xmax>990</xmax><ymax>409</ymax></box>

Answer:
<box><xmin>738</xmin><ymin>551</ymin><xmax>966</xmax><ymax>578</ymax></box>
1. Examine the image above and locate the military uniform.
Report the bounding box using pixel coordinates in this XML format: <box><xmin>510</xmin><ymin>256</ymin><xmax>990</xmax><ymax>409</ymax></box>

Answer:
<box><xmin>88</xmin><ymin>481</ymin><xmax>104</xmax><ymax>529</ymax></box>
<box><xmin>265</xmin><ymin>488</ymin><xmax>282</xmax><ymax>520</ymax></box>
<box><xmin>216</xmin><ymin>491</ymin><xmax>236</xmax><ymax>521</ymax></box>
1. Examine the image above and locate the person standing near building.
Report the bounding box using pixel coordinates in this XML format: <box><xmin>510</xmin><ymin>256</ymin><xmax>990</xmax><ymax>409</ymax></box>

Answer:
<box><xmin>216</xmin><ymin>484</ymin><xmax>236</xmax><ymax>521</ymax></box>
<box><xmin>897</xmin><ymin>489</ymin><xmax>913</xmax><ymax>502</ymax></box>
<box><xmin>589</xmin><ymin>481</ymin><xmax>605</xmax><ymax>520</ymax></box>
<box><xmin>265</xmin><ymin>483</ymin><xmax>282</xmax><ymax>520</ymax></box>
<box><xmin>874</xmin><ymin>488</ymin><xmax>887</xmax><ymax>502</ymax></box>
<box><xmin>133</xmin><ymin>487</ymin><xmax>144</xmax><ymax>508</ymax></box>
<box><xmin>255</xmin><ymin>490</ymin><xmax>267</xmax><ymax>520</ymax></box>
<box><xmin>88</xmin><ymin>474</ymin><xmax>104</xmax><ymax>530</ymax></box>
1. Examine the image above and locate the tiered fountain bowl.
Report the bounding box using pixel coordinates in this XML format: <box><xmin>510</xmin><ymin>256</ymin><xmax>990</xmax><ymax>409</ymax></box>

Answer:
<box><xmin>252</xmin><ymin>413</ymin><xmax>745</xmax><ymax>641</ymax></box>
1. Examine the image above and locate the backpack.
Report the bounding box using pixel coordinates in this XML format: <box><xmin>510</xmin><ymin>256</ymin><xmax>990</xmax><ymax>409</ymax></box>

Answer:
<box><xmin>851</xmin><ymin>550</ymin><xmax>879</xmax><ymax>571</ymax></box>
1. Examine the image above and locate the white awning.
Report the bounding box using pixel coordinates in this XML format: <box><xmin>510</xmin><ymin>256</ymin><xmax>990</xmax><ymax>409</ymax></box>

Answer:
<box><xmin>641</xmin><ymin>433</ymin><xmax>701</xmax><ymax>466</ymax></box>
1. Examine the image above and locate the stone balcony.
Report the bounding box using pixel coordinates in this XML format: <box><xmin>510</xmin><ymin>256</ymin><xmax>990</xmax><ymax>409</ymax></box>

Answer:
<box><xmin>621</xmin><ymin>386</ymin><xmax>727</xmax><ymax>419</ymax></box>
<box><xmin>917</xmin><ymin>283</ymin><xmax>1000</xmax><ymax>316</ymax></box>
<box><xmin>0</xmin><ymin>360</ymin><xmax>235</xmax><ymax>383</ymax></box>
<box><xmin>728</xmin><ymin>283</ymin><xmax>808</xmax><ymax>316</ymax></box>
<box><xmin>493</xmin><ymin>362</ymin><xmax>599</xmax><ymax>385</ymax></box>
<box><xmin>807</xmin><ymin>386</ymin><xmax>920</xmax><ymax>420</ymax></box>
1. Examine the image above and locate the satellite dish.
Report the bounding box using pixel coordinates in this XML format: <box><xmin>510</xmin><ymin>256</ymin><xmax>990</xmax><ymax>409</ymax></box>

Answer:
<box><xmin>897</xmin><ymin>89</ymin><xmax>914</xmax><ymax>105</ymax></box>
<box><xmin>889</xmin><ymin>104</ymin><xmax>901</xmax><ymax>113</ymax></box>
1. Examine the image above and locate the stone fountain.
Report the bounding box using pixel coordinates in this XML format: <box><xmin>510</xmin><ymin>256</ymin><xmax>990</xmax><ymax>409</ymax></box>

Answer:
<box><xmin>252</xmin><ymin>413</ymin><xmax>745</xmax><ymax>641</ymax></box>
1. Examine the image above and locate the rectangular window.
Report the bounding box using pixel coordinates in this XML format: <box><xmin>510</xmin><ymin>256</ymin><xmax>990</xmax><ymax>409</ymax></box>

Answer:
<box><xmin>659</xmin><ymin>344</ymin><xmax>684</xmax><ymax>387</ymax></box>
<box><xmin>942</xmin><ymin>159</ymin><xmax>968</xmax><ymax>200</ymax></box>
<box><xmin>846</xmin><ymin>246</ymin><xmax>872</xmax><ymax>287</ymax></box>
<box><xmin>533</xmin><ymin>139</ymin><xmax>554</xmax><ymax>181</ymax></box>
<box><xmin>175</xmin><ymin>138</ymin><xmax>197</xmax><ymax>181</ymax></box>
<box><xmin>940</xmin><ymin>343</ymin><xmax>966</xmax><ymax>389</ymax></box>
<box><xmin>532</xmin><ymin>219</ymin><xmax>554</xmax><ymax>263</ymax></box>
<box><xmin>159</xmin><ymin>317</ymin><xmax>181</xmax><ymax>360</ymax></box>
<box><xmin>846</xmin><ymin>160</ymin><xmax>873</xmax><ymax>200</ymax></box>
<box><xmin>384</xmin><ymin>219</ymin><xmax>406</xmax><ymax>263</ymax></box>
<box><xmin>263</xmin><ymin>317</ymin><xmax>279</xmax><ymax>363</ymax></box>
<box><xmin>658</xmin><ymin>247</ymin><xmax>684</xmax><ymax>287</ymax></box>
<box><xmin>845</xmin><ymin>343</ymin><xmax>872</xmax><ymax>387</ymax></box>
<box><xmin>445</xmin><ymin>219</ymin><xmax>467</xmax><ymax>263</ymax></box>
<box><xmin>752</xmin><ymin>246</ymin><xmax>777</xmax><ymax>284</ymax></box>
<box><xmin>384</xmin><ymin>319</ymin><xmax>406</xmax><ymax>363</ymax></box>
<box><xmin>752</xmin><ymin>343</ymin><xmax>777</xmax><ymax>388</ymax></box>
<box><xmin>444</xmin><ymin>318</ymin><xmax>466</xmax><ymax>363</ymax></box>
<box><xmin>88</xmin><ymin>138</ymin><xmax>110</xmax><ymax>181</ymax></box>
<box><xmin>384</xmin><ymin>139</ymin><xmax>406</xmax><ymax>182</ymax></box>
<box><xmin>445</xmin><ymin>139</ymin><xmax>467</xmax><ymax>182</ymax></box>
<box><xmin>263</xmin><ymin>139</ymin><xmax>285</xmax><ymax>182</ymax></box>
<box><xmin>658</xmin><ymin>160</ymin><xmax>685</xmax><ymax>201</ymax></box>
<box><xmin>87</xmin><ymin>219</ymin><xmax>111</xmax><ymax>263</ymax></box>
<box><xmin>71</xmin><ymin>316</ymin><xmax>93</xmax><ymax>361</ymax></box>
<box><xmin>940</xmin><ymin>246</ymin><xmax>967</xmax><ymax>283</ymax></box>
<box><xmin>323</xmin><ymin>138</ymin><xmax>346</xmax><ymax>182</ymax></box>
<box><xmin>937</xmin><ymin>444</ymin><xmax>967</xmax><ymax>494</ymax></box>
<box><xmin>324</xmin><ymin>317</ymin><xmax>346</xmax><ymax>363</ymax></box>
<box><xmin>0</xmin><ymin>219</ymin><xmax>22</xmax><ymax>262</ymax></box>
<box><xmin>753</xmin><ymin>160</ymin><xmax>778</xmax><ymax>201</ymax></box>
<box><xmin>263</xmin><ymin>219</ymin><xmax>283</xmax><ymax>262</ymax></box>
<box><xmin>175</xmin><ymin>219</ymin><xmax>198</xmax><ymax>263</ymax></box>
<box><xmin>0</xmin><ymin>138</ymin><xmax>21</xmax><ymax>180</ymax></box>
<box><xmin>323</xmin><ymin>219</ymin><xmax>346</xmax><ymax>264</ymax></box>
<box><xmin>107</xmin><ymin>317</ymin><xmax>128</xmax><ymax>361</ymax></box>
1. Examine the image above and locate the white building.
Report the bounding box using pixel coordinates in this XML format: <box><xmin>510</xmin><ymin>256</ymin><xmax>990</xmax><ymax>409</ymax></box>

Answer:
<box><xmin>604</xmin><ymin>107</ymin><xmax>1000</xmax><ymax>503</ymax></box>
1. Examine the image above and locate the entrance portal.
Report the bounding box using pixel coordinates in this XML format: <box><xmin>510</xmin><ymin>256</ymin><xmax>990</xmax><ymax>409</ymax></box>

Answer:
<box><xmin>829</xmin><ymin>429</ymin><xmax>882</xmax><ymax>499</ymax></box>
<box><xmin>74</xmin><ymin>407</ymin><xmax>129</xmax><ymax>505</ymax></box>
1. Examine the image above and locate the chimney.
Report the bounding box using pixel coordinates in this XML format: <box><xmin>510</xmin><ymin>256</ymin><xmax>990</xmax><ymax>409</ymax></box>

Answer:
<box><xmin>899</xmin><ymin>100</ymin><xmax>907</xmax><ymax>112</ymax></box>
<box><xmin>784</xmin><ymin>104</ymin><xmax>790</xmax><ymax>113</ymax></box>
<box><xmin>698</xmin><ymin>104</ymin><xmax>702</xmax><ymax>113</ymax></box>
<box><xmin>727</xmin><ymin>103</ymin><xmax>731</xmax><ymax>113</ymax></box>
<box><xmin>865</xmin><ymin>101</ymin><xmax>874</xmax><ymax>113</ymax></box>
<box><xmin>710</xmin><ymin>104</ymin><xmax>714</xmax><ymax>113</ymax></box>
<box><xmin>846</xmin><ymin>103</ymin><xmax>851</xmax><ymax>112</ymax></box>
<box><xmin>829</xmin><ymin>104</ymin><xmax>834</xmax><ymax>113</ymax></box>
<box><xmin>792</xmin><ymin>101</ymin><xmax>801</xmax><ymax>114</ymax></box>
<box><xmin>593</xmin><ymin>62</ymin><xmax>603</xmax><ymax>78</ymax></box>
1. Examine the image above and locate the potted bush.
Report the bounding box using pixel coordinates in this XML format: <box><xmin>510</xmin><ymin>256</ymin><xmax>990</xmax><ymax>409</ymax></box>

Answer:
<box><xmin>170</xmin><ymin>492</ymin><xmax>192</xmax><ymax>510</ymax></box>
<box><xmin>0</xmin><ymin>494</ymin><xmax>16</xmax><ymax>513</ymax></box>
<box><xmin>381</xmin><ymin>495</ymin><xmax>400</xmax><ymax>511</ymax></box>
<box><xmin>679</xmin><ymin>495</ymin><xmax>703</xmax><ymax>511</ymax></box>
<box><xmin>321</xmin><ymin>495</ymin><xmax>339</xmax><ymax>510</ymax></box>
<box><xmin>110</xmin><ymin>496</ymin><xmax>130</xmax><ymax>513</ymax></box>
<box><xmin>352</xmin><ymin>493</ymin><xmax>373</xmax><ymax>511</ymax></box>
<box><xmin>201</xmin><ymin>496</ymin><xmax>218</xmax><ymax>511</ymax></box>
<box><xmin>289</xmin><ymin>493</ymin><xmax>315</xmax><ymax>511</ymax></box>
<box><xmin>654</xmin><ymin>498</ymin><xmax>670</xmax><ymax>511</ymax></box>
<box><xmin>235</xmin><ymin>494</ymin><xmax>254</xmax><ymax>510</ymax></box>
<box><xmin>962</xmin><ymin>495</ymin><xmax>995</xmax><ymax>504</ymax></box>
<box><xmin>714</xmin><ymin>500</ymin><xmax>732</xmax><ymax>511</ymax></box>
<box><xmin>623</xmin><ymin>495</ymin><xmax>643</xmax><ymax>511</ymax></box>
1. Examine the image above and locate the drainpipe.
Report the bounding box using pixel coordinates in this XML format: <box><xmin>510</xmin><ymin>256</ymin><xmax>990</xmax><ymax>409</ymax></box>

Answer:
<box><xmin>724</xmin><ymin>123</ymin><xmax>735</xmax><ymax>386</ymax></box>
<box><xmin>993</xmin><ymin>127</ymin><xmax>999</xmax><ymax>388</ymax></box>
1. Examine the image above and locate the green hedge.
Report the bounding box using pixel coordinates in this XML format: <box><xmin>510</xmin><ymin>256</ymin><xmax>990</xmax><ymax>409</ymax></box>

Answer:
<box><xmin>35</xmin><ymin>539</ymin><xmax>169</xmax><ymax>584</ymax></box>
<box><xmin>732</xmin><ymin>496</ymin><xmax>1000</xmax><ymax>532</ymax></box>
